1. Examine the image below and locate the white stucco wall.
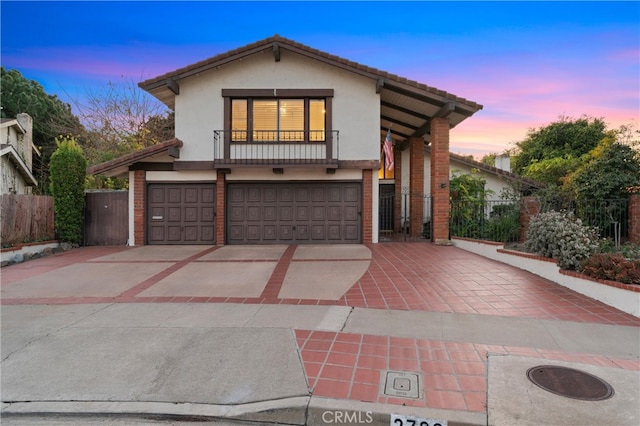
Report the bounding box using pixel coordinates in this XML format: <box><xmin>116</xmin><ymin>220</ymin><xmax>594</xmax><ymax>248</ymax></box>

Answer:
<box><xmin>174</xmin><ymin>49</ymin><xmax>380</xmax><ymax>164</ymax></box>
<box><xmin>146</xmin><ymin>171</ymin><xmax>217</xmax><ymax>182</ymax></box>
<box><xmin>449</xmin><ymin>161</ymin><xmax>510</xmax><ymax>200</ymax></box>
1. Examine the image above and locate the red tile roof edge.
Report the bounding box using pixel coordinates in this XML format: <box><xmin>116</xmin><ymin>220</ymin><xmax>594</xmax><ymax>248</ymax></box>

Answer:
<box><xmin>86</xmin><ymin>138</ymin><xmax>183</xmax><ymax>175</ymax></box>
<box><xmin>138</xmin><ymin>34</ymin><xmax>482</xmax><ymax>111</ymax></box>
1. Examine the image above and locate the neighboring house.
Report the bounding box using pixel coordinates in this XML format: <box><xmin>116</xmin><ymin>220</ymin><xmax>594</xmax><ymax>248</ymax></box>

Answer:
<box><xmin>1</xmin><ymin>113</ymin><xmax>39</xmax><ymax>194</ymax></box>
<box><xmin>88</xmin><ymin>35</ymin><xmax>486</xmax><ymax>246</ymax></box>
<box><xmin>444</xmin><ymin>151</ymin><xmax>543</xmax><ymax>199</ymax></box>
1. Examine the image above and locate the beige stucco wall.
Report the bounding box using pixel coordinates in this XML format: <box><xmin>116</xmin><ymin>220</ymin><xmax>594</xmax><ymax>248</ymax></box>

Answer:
<box><xmin>174</xmin><ymin>49</ymin><xmax>380</xmax><ymax>163</ymax></box>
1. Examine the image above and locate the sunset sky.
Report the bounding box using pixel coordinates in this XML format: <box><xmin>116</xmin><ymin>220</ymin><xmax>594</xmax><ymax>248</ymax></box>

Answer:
<box><xmin>1</xmin><ymin>1</ymin><xmax>638</xmax><ymax>157</ymax></box>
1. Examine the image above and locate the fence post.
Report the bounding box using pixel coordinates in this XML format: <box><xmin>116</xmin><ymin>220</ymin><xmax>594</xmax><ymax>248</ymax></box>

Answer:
<box><xmin>519</xmin><ymin>196</ymin><xmax>540</xmax><ymax>242</ymax></box>
<box><xmin>629</xmin><ymin>194</ymin><xmax>640</xmax><ymax>244</ymax></box>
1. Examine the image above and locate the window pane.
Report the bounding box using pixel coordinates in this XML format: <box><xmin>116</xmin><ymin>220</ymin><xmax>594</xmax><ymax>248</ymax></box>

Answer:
<box><xmin>279</xmin><ymin>99</ymin><xmax>304</xmax><ymax>141</ymax></box>
<box><xmin>254</xmin><ymin>100</ymin><xmax>278</xmax><ymax>141</ymax></box>
<box><xmin>309</xmin><ymin>99</ymin><xmax>325</xmax><ymax>141</ymax></box>
<box><xmin>231</xmin><ymin>99</ymin><xmax>247</xmax><ymax>142</ymax></box>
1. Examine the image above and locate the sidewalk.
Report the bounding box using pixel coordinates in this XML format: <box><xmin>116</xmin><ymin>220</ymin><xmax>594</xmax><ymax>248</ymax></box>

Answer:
<box><xmin>1</xmin><ymin>243</ymin><xmax>639</xmax><ymax>425</ymax></box>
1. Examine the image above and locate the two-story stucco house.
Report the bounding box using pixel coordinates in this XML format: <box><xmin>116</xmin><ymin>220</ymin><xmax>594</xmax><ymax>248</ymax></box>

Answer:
<box><xmin>1</xmin><ymin>113</ymin><xmax>39</xmax><ymax>194</ymax></box>
<box><xmin>88</xmin><ymin>35</ymin><xmax>485</xmax><ymax>246</ymax></box>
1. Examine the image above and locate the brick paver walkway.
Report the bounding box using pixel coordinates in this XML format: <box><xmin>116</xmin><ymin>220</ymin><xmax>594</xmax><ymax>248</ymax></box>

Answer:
<box><xmin>2</xmin><ymin>242</ymin><xmax>639</xmax><ymax>416</ymax></box>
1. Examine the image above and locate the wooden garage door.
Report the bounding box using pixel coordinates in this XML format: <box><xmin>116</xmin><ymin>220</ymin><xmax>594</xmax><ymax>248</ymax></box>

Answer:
<box><xmin>227</xmin><ymin>182</ymin><xmax>361</xmax><ymax>244</ymax></box>
<box><xmin>147</xmin><ymin>183</ymin><xmax>216</xmax><ymax>244</ymax></box>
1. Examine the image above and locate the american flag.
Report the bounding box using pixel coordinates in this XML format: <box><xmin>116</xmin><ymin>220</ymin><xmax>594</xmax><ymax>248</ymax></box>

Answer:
<box><xmin>383</xmin><ymin>129</ymin><xmax>394</xmax><ymax>171</ymax></box>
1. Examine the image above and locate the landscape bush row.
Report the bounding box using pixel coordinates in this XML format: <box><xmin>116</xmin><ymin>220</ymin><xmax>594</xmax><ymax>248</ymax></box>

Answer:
<box><xmin>525</xmin><ymin>211</ymin><xmax>640</xmax><ymax>284</ymax></box>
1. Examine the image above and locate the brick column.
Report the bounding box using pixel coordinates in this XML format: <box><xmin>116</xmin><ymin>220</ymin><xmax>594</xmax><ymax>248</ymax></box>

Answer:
<box><xmin>394</xmin><ymin>146</ymin><xmax>402</xmax><ymax>232</ymax></box>
<box><xmin>629</xmin><ymin>194</ymin><xmax>640</xmax><ymax>244</ymax></box>
<box><xmin>216</xmin><ymin>170</ymin><xmax>226</xmax><ymax>245</ymax></box>
<box><xmin>410</xmin><ymin>137</ymin><xmax>425</xmax><ymax>238</ymax></box>
<box><xmin>430</xmin><ymin>118</ymin><xmax>451</xmax><ymax>245</ymax></box>
<box><xmin>519</xmin><ymin>196</ymin><xmax>541</xmax><ymax>242</ymax></box>
<box><xmin>362</xmin><ymin>169</ymin><xmax>373</xmax><ymax>243</ymax></box>
<box><xmin>133</xmin><ymin>170</ymin><xmax>146</xmax><ymax>246</ymax></box>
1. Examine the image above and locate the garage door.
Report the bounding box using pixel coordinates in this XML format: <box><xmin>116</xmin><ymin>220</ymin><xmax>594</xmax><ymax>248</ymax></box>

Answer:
<box><xmin>227</xmin><ymin>182</ymin><xmax>361</xmax><ymax>244</ymax></box>
<box><xmin>147</xmin><ymin>183</ymin><xmax>216</xmax><ymax>244</ymax></box>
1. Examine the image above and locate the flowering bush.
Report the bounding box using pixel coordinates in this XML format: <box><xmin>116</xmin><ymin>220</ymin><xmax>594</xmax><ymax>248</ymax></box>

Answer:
<box><xmin>580</xmin><ymin>253</ymin><xmax>640</xmax><ymax>285</ymax></box>
<box><xmin>525</xmin><ymin>211</ymin><xmax>599</xmax><ymax>270</ymax></box>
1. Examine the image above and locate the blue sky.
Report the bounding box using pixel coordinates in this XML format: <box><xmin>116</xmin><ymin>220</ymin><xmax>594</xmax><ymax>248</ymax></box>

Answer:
<box><xmin>1</xmin><ymin>1</ymin><xmax>638</xmax><ymax>157</ymax></box>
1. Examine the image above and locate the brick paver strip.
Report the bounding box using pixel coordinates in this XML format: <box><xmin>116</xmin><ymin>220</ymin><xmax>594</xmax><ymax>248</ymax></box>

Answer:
<box><xmin>116</xmin><ymin>246</ymin><xmax>220</xmax><ymax>300</ymax></box>
<box><xmin>295</xmin><ymin>329</ymin><xmax>639</xmax><ymax>413</ymax></box>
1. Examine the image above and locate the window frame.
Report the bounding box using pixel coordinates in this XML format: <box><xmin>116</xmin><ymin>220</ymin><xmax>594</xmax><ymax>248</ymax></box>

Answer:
<box><xmin>223</xmin><ymin>89</ymin><xmax>333</xmax><ymax>145</ymax></box>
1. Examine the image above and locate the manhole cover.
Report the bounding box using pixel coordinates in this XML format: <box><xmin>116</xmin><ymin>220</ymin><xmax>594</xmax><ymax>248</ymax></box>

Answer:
<box><xmin>526</xmin><ymin>365</ymin><xmax>614</xmax><ymax>401</ymax></box>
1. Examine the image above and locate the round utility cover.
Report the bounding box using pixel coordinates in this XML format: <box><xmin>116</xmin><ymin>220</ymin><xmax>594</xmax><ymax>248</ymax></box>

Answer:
<box><xmin>527</xmin><ymin>365</ymin><xmax>614</xmax><ymax>401</ymax></box>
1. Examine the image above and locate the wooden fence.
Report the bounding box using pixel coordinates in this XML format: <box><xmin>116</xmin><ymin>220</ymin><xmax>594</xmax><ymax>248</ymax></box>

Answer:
<box><xmin>0</xmin><ymin>194</ymin><xmax>54</xmax><ymax>246</ymax></box>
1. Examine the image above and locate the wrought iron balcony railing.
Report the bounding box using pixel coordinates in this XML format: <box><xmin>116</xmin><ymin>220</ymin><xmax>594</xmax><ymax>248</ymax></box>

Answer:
<box><xmin>213</xmin><ymin>130</ymin><xmax>339</xmax><ymax>167</ymax></box>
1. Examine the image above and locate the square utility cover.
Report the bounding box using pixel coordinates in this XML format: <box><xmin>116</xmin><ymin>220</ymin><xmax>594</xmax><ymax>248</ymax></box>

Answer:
<box><xmin>381</xmin><ymin>370</ymin><xmax>422</xmax><ymax>399</ymax></box>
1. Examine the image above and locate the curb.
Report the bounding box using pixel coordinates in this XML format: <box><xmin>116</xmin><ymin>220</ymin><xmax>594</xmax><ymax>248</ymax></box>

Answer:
<box><xmin>2</xmin><ymin>397</ymin><xmax>486</xmax><ymax>426</ymax></box>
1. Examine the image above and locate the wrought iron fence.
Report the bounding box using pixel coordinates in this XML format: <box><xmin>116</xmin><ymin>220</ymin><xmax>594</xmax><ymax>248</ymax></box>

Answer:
<box><xmin>450</xmin><ymin>199</ymin><xmax>521</xmax><ymax>243</ymax></box>
<box><xmin>449</xmin><ymin>197</ymin><xmax>630</xmax><ymax>244</ymax></box>
<box><xmin>378</xmin><ymin>187</ymin><xmax>432</xmax><ymax>242</ymax></box>
<box><xmin>538</xmin><ymin>198</ymin><xmax>629</xmax><ymax>244</ymax></box>
<box><xmin>213</xmin><ymin>130</ymin><xmax>339</xmax><ymax>166</ymax></box>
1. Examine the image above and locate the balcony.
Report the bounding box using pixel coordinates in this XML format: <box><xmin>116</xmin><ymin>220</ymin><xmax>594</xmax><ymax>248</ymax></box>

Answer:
<box><xmin>213</xmin><ymin>130</ymin><xmax>339</xmax><ymax>168</ymax></box>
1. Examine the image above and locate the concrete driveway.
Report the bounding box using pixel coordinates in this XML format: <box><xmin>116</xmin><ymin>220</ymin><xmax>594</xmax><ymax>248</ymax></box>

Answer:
<box><xmin>2</xmin><ymin>243</ymin><xmax>639</xmax><ymax>425</ymax></box>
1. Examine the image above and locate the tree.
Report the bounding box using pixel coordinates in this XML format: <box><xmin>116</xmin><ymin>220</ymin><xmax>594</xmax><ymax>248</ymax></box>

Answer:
<box><xmin>1</xmin><ymin>67</ymin><xmax>85</xmax><ymax>192</ymax></box>
<box><xmin>449</xmin><ymin>170</ymin><xmax>494</xmax><ymax>239</ymax></box>
<box><xmin>568</xmin><ymin>138</ymin><xmax>640</xmax><ymax>201</ymax></box>
<box><xmin>67</xmin><ymin>78</ymin><xmax>173</xmax><ymax>167</ymax></box>
<box><xmin>522</xmin><ymin>156</ymin><xmax>580</xmax><ymax>187</ymax></box>
<box><xmin>481</xmin><ymin>153</ymin><xmax>498</xmax><ymax>167</ymax></box>
<box><xmin>512</xmin><ymin>115</ymin><xmax>607</xmax><ymax>177</ymax></box>
<box><xmin>49</xmin><ymin>136</ymin><xmax>87</xmax><ymax>244</ymax></box>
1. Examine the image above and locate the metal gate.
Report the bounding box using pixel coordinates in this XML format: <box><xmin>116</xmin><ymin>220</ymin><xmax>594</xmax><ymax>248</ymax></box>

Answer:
<box><xmin>378</xmin><ymin>187</ymin><xmax>432</xmax><ymax>242</ymax></box>
<box><xmin>84</xmin><ymin>190</ymin><xmax>128</xmax><ymax>245</ymax></box>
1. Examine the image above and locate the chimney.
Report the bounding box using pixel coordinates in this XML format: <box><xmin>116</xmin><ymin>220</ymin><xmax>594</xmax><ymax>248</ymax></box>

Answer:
<box><xmin>16</xmin><ymin>113</ymin><xmax>33</xmax><ymax>172</ymax></box>
<box><xmin>495</xmin><ymin>155</ymin><xmax>511</xmax><ymax>173</ymax></box>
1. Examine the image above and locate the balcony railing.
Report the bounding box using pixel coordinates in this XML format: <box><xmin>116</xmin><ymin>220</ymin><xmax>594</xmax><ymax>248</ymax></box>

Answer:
<box><xmin>213</xmin><ymin>130</ymin><xmax>339</xmax><ymax>167</ymax></box>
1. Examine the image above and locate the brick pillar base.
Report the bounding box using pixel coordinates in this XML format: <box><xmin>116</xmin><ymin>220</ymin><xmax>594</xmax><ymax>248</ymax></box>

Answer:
<box><xmin>216</xmin><ymin>170</ymin><xmax>226</xmax><ymax>245</ymax></box>
<box><xmin>362</xmin><ymin>169</ymin><xmax>373</xmax><ymax>243</ymax></box>
<box><xmin>430</xmin><ymin>118</ymin><xmax>451</xmax><ymax>245</ymax></box>
<box><xmin>519</xmin><ymin>196</ymin><xmax>541</xmax><ymax>242</ymax></box>
<box><xmin>409</xmin><ymin>137</ymin><xmax>424</xmax><ymax>238</ymax></box>
<box><xmin>133</xmin><ymin>170</ymin><xmax>146</xmax><ymax>246</ymax></box>
<box><xmin>629</xmin><ymin>194</ymin><xmax>640</xmax><ymax>244</ymax></box>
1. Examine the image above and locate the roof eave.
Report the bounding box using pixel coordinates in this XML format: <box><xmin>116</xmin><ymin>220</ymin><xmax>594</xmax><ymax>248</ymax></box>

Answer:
<box><xmin>138</xmin><ymin>35</ymin><xmax>483</xmax><ymax>115</ymax></box>
<box><xmin>87</xmin><ymin>138</ymin><xmax>183</xmax><ymax>177</ymax></box>
<box><xmin>0</xmin><ymin>146</ymin><xmax>38</xmax><ymax>186</ymax></box>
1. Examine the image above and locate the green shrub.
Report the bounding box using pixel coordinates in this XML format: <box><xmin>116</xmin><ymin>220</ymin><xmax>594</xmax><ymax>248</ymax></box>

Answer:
<box><xmin>486</xmin><ymin>204</ymin><xmax>521</xmax><ymax>243</ymax></box>
<box><xmin>525</xmin><ymin>210</ymin><xmax>599</xmax><ymax>270</ymax></box>
<box><xmin>599</xmin><ymin>240</ymin><xmax>640</xmax><ymax>260</ymax></box>
<box><xmin>580</xmin><ymin>253</ymin><xmax>640</xmax><ymax>285</ymax></box>
<box><xmin>49</xmin><ymin>136</ymin><xmax>87</xmax><ymax>244</ymax></box>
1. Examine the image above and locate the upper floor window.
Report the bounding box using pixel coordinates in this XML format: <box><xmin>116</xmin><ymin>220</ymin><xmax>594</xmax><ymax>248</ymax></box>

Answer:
<box><xmin>223</xmin><ymin>89</ymin><xmax>333</xmax><ymax>143</ymax></box>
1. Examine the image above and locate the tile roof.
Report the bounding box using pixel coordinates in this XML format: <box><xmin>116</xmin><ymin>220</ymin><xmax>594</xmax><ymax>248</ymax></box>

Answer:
<box><xmin>439</xmin><ymin>148</ymin><xmax>545</xmax><ymax>190</ymax></box>
<box><xmin>139</xmin><ymin>34</ymin><xmax>483</xmax><ymax>114</ymax></box>
<box><xmin>86</xmin><ymin>138</ymin><xmax>183</xmax><ymax>176</ymax></box>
